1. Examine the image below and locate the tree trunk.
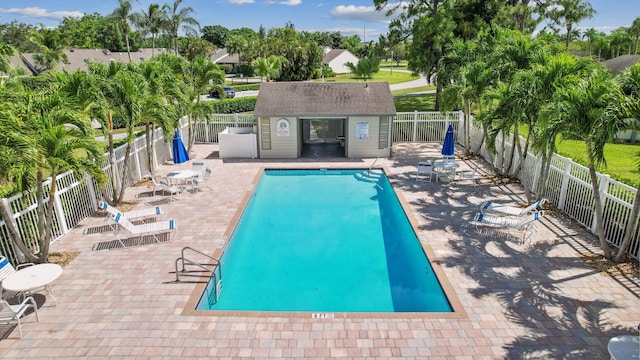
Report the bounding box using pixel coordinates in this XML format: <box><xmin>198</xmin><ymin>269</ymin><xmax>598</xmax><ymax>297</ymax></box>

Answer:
<box><xmin>613</xmin><ymin>186</ymin><xmax>640</xmax><ymax>262</ymax></box>
<box><xmin>34</xmin><ymin>171</ymin><xmax>47</xmax><ymax>263</ymax></box>
<box><xmin>105</xmin><ymin>111</ymin><xmax>118</xmax><ymax>204</ymax></box>
<box><xmin>125</xmin><ymin>33</ymin><xmax>132</xmax><ymax>62</ymax></box>
<box><xmin>465</xmin><ymin>100</ymin><xmax>471</xmax><ymax>156</ymax></box>
<box><xmin>38</xmin><ymin>173</ymin><xmax>57</xmax><ymax>263</ymax></box>
<box><xmin>0</xmin><ymin>197</ymin><xmax>36</xmax><ymax>263</ymax></box>
<box><xmin>586</xmin><ymin>146</ymin><xmax>612</xmax><ymax>259</ymax></box>
<box><xmin>145</xmin><ymin>123</ymin><xmax>153</xmax><ymax>175</ymax></box>
<box><xmin>117</xmin><ymin>142</ymin><xmax>133</xmax><ymax>204</ymax></box>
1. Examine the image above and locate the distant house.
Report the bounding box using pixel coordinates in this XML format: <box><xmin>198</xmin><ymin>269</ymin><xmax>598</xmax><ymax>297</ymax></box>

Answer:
<box><xmin>210</xmin><ymin>48</ymin><xmax>240</xmax><ymax>73</ymax></box>
<box><xmin>322</xmin><ymin>49</ymin><xmax>359</xmax><ymax>74</ymax></box>
<box><xmin>603</xmin><ymin>54</ymin><xmax>640</xmax><ymax>75</ymax></box>
<box><xmin>253</xmin><ymin>82</ymin><xmax>395</xmax><ymax>159</ymax></box>
<box><xmin>4</xmin><ymin>48</ymin><xmax>165</xmax><ymax>75</ymax></box>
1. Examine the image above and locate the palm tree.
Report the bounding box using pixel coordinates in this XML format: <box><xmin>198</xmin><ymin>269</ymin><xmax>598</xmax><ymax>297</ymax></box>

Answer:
<box><xmin>614</xmin><ymin>63</ymin><xmax>640</xmax><ymax>262</ymax></box>
<box><xmin>29</xmin><ymin>28</ymin><xmax>70</xmax><ymax>73</ymax></box>
<box><xmin>631</xmin><ymin>17</ymin><xmax>640</xmax><ymax>55</ymax></box>
<box><xmin>584</xmin><ymin>28</ymin><xmax>597</xmax><ymax>57</ymax></box>
<box><xmin>131</xmin><ymin>3</ymin><xmax>167</xmax><ymax>57</ymax></box>
<box><xmin>547</xmin><ymin>0</ymin><xmax>595</xmax><ymax>50</ymax></box>
<box><xmin>4</xmin><ymin>87</ymin><xmax>104</xmax><ymax>263</ymax></box>
<box><xmin>0</xmin><ymin>42</ymin><xmax>16</xmax><ymax>74</ymax></box>
<box><xmin>544</xmin><ymin>66</ymin><xmax>627</xmax><ymax>259</ymax></box>
<box><xmin>110</xmin><ymin>0</ymin><xmax>134</xmax><ymax>62</ymax></box>
<box><xmin>251</xmin><ymin>55</ymin><xmax>284</xmax><ymax>82</ymax></box>
<box><xmin>163</xmin><ymin>0</ymin><xmax>200</xmax><ymax>56</ymax></box>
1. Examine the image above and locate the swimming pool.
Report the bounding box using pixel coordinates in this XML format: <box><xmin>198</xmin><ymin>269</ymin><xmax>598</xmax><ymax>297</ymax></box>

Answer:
<box><xmin>197</xmin><ymin>168</ymin><xmax>452</xmax><ymax>312</ymax></box>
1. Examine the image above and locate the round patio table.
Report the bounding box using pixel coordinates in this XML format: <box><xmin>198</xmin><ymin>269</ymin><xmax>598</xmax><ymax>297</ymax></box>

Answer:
<box><xmin>2</xmin><ymin>263</ymin><xmax>62</xmax><ymax>306</ymax></box>
<box><xmin>607</xmin><ymin>335</ymin><xmax>639</xmax><ymax>360</ymax></box>
<box><xmin>166</xmin><ymin>170</ymin><xmax>200</xmax><ymax>185</ymax></box>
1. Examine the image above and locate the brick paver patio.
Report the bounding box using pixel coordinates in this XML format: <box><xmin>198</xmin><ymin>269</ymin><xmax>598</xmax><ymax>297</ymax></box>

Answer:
<box><xmin>0</xmin><ymin>143</ymin><xmax>637</xmax><ymax>359</ymax></box>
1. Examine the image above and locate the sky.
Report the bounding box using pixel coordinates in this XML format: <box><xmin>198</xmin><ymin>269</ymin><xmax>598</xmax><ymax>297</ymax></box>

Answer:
<box><xmin>0</xmin><ymin>0</ymin><xmax>637</xmax><ymax>41</ymax></box>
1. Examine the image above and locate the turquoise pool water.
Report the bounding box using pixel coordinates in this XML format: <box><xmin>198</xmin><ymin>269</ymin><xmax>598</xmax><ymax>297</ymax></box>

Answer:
<box><xmin>197</xmin><ymin>169</ymin><xmax>452</xmax><ymax>312</ymax></box>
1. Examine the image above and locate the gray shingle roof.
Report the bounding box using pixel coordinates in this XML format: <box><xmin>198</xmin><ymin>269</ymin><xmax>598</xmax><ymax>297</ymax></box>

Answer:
<box><xmin>254</xmin><ymin>82</ymin><xmax>396</xmax><ymax>117</ymax></box>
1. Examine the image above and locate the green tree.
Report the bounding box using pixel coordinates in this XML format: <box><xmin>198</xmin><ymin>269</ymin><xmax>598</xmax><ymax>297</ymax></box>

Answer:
<box><xmin>0</xmin><ymin>21</ymin><xmax>39</xmax><ymax>53</ymax></box>
<box><xmin>630</xmin><ymin>17</ymin><xmax>640</xmax><ymax>54</ymax></box>
<box><xmin>163</xmin><ymin>0</ymin><xmax>200</xmax><ymax>56</ymax></box>
<box><xmin>202</xmin><ymin>25</ymin><xmax>229</xmax><ymax>48</ymax></box>
<box><xmin>29</xmin><ymin>28</ymin><xmax>70</xmax><ymax>73</ymax></box>
<box><xmin>614</xmin><ymin>63</ymin><xmax>640</xmax><ymax>262</ymax></box>
<box><xmin>3</xmin><ymin>86</ymin><xmax>104</xmax><ymax>263</ymax></box>
<box><xmin>252</xmin><ymin>55</ymin><xmax>284</xmax><ymax>82</ymax></box>
<box><xmin>131</xmin><ymin>3</ymin><xmax>167</xmax><ymax>57</ymax></box>
<box><xmin>544</xmin><ymin>65</ymin><xmax>627</xmax><ymax>259</ymax></box>
<box><xmin>110</xmin><ymin>0</ymin><xmax>134</xmax><ymax>62</ymax></box>
<box><xmin>0</xmin><ymin>42</ymin><xmax>16</xmax><ymax>74</ymax></box>
<box><xmin>546</xmin><ymin>0</ymin><xmax>595</xmax><ymax>50</ymax></box>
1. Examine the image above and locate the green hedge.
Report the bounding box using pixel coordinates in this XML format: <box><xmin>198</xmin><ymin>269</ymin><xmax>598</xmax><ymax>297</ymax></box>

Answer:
<box><xmin>228</xmin><ymin>83</ymin><xmax>261</xmax><ymax>92</ymax></box>
<box><xmin>210</xmin><ymin>96</ymin><xmax>258</xmax><ymax>114</ymax></box>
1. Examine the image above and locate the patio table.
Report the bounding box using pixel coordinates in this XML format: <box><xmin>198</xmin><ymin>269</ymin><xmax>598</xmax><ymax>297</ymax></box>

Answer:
<box><xmin>607</xmin><ymin>335</ymin><xmax>639</xmax><ymax>360</ymax></box>
<box><xmin>3</xmin><ymin>263</ymin><xmax>62</xmax><ymax>306</ymax></box>
<box><xmin>433</xmin><ymin>159</ymin><xmax>459</xmax><ymax>182</ymax></box>
<box><xmin>166</xmin><ymin>170</ymin><xmax>200</xmax><ymax>186</ymax></box>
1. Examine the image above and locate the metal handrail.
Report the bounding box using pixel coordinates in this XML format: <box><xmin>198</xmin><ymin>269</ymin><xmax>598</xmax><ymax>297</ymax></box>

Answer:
<box><xmin>174</xmin><ymin>246</ymin><xmax>220</xmax><ymax>283</ymax></box>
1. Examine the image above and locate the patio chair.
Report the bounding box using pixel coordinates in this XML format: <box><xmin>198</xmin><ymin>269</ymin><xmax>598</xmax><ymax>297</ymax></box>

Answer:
<box><xmin>0</xmin><ymin>296</ymin><xmax>39</xmax><ymax>338</ymax></box>
<box><xmin>415</xmin><ymin>161</ymin><xmax>433</xmax><ymax>182</ymax></box>
<box><xmin>147</xmin><ymin>174</ymin><xmax>184</xmax><ymax>196</ymax></box>
<box><xmin>480</xmin><ymin>198</ymin><xmax>547</xmax><ymax>216</ymax></box>
<box><xmin>457</xmin><ymin>164</ymin><xmax>479</xmax><ymax>187</ymax></box>
<box><xmin>97</xmin><ymin>201</ymin><xmax>162</xmax><ymax>232</ymax></box>
<box><xmin>0</xmin><ymin>256</ymin><xmax>34</xmax><ymax>300</ymax></box>
<box><xmin>191</xmin><ymin>168</ymin><xmax>213</xmax><ymax>191</ymax></box>
<box><xmin>471</xmin><ymin>211</ymin><xmax>544</xmax><ymax>243</ymax></box>
<box><xmin>110</xmin><ymin>211</ymin><xmax>177</xmax><ymax>248</ymax></box>
<box><xmin>191</xmin><ymin>161</ymin><xmax>204</xmax><ymax>173</ymax></box>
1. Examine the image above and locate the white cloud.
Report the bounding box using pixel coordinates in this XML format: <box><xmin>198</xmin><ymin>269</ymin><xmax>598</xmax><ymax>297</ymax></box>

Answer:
<box><xmin>264</xmin><ymin>0</ymin><xmax>302</xmax><ymax>5</ymax></box>
<box><xmin>228</xmin><ymin>0</ymin><xmax>255</xmax><ymax>3</ymax></box>
<box><xmin>330</xmin><ymin>4</ymin><xmax>399</xmax><ymax>24</ymax></box>
<box><xmin>0</xmin><ymin>7</ymin><xmax>83</xmax><ymax>21</ymax></box>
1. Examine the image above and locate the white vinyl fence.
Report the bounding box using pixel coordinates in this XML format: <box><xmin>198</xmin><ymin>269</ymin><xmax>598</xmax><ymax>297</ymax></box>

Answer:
<box><xmin>0</xmin><ymin>112</ymin><xmax>637</xmax><ymax>265</ymax></box>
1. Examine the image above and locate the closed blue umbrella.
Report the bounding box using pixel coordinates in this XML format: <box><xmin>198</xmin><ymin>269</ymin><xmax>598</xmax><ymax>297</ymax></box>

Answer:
<box><xmin>172</xmin><ymin>129</ymin><xmax>190</xmax><ymax>164</ymax></box>
<box><xmin>441</xmin><ymin>124</ymin><xmax>455</xmax><ymax>157</ymax></box>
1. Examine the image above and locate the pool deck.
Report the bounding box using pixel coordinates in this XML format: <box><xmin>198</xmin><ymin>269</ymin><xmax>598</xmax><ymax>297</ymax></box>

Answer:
<box><xmin>1</xmin><ymin>143</ymin><xmax>638</xmax><ymax>359</ymax></box>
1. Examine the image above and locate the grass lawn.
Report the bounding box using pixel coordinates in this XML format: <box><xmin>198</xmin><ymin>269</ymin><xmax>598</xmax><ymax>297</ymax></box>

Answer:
<box><xmin>320</xmin><ymin>71</ymin><xmax>418</xmax><ymax>85</ymax></box>
<box><xmin>393</xmin><ymin>93</ymin><xmax>437</xmax><ymax>112</ymax></box>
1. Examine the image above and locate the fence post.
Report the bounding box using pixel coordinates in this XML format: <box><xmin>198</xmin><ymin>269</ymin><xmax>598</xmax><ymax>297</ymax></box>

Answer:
<box><xmin>412</xmin><ymin>110</ymin><xmax>418</xmax><ymax>142</ymax></box>
<box><xmin>52</xmin><ymin>189</ymin><xmax>69</xmax><ymax>235</ymax></box>
<box><xmin>591</xmin><ymin>174</ymin><xmax>611</xmax><ymax>233</ymax></box>
<box><xmin>85</xmin><ymin>172</ymin><xmax>98</xmax><ymax>210</ymax></box>
<box><xmin>132</xmin><ymin>139</ymin><xmax>142</xmax><ymax>182</ymax></box>
<box><xmin>1</xmin><ymin>198</ymin><xmax>22</xmax><ymax>263</ymax></box>
<box><xmin>557</xmin><ymin>158</ymin><xmax>573</xmax><ymax>211</ymax></box>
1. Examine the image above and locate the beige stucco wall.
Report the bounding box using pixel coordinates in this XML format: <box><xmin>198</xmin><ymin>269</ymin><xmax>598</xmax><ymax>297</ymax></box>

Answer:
<box><xmin>345</xmin><ymin>116</ymin><xmax>391</xmax><ymax>158</ymax></box>
<box><xmin>257</xmin><ymin>116</ymin><xmax>299</xmax><ymax>158</ymax></box>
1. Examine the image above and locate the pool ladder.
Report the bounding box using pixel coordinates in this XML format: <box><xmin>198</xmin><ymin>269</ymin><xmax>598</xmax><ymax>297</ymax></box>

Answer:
<box><xmin>173</xmin><ymin>247</ymin><xmax>222</xmax><ymax>305</ymax></box>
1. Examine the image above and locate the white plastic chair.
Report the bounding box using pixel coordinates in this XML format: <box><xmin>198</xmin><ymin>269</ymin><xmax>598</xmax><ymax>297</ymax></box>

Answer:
<box><xmin>458</xmin><ymin>164</ymin><xmax>479</xmax><ymax>187</ymax></box>
<box><xmin>415</xmin><ymin>161</ymin><xmax>433</xmax><ymax>182</ymax></box>
<box><xmin>147</xmin><ymin>174</ymin><xmax>183</xmax><ymax>196</ymax></box>
<box><xmin>192</xmin><ymin>168</ymin><xmax>213</xmax><ymax>191</ymax></box>
<box><xmin>0</xmin><ymin>256</ymin><xmax>34</xmax><ymax>300</ymax></box>
<box><xmin>0</xmin><ymin>296</ymin><xmax>39</xmax><ymax>338</ymax></box>
<box><xmin>191</xmin><ymin>161</ymin><xmax>204</xmax><ymax>173</ymax></box>
<box><xmin>110</xmin><ymin>211</ymin><xmax>177</xmax><ymax>248</ymax></box>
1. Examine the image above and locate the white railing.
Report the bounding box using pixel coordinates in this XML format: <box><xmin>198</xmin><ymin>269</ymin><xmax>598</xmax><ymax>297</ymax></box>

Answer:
<box><xmin>0</xmin><ymin>112</ymin><xmax>637</xmax><ymax>264</ymax></box>
<box><xmin>469</xmin><ymin>122</ymin><xmax>639</xmax><ymax>260</ymax></box>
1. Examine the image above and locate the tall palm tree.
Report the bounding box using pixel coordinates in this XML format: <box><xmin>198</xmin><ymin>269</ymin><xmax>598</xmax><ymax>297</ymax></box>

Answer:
<box><xmin>7</xmin><ymin>87</ymin><xmax>104</xmax><ymax>263</ymax></box>
<box><xmin>547</xmin><ymin>0</ymin><xmax>595</xmax><ymax>50</ymax></box>
<box><xmin>110</xmin><ymin>0</ymin><xmax>134</xmax><ymax>62</ymax></box>
<box><xmin>614</xmin><ymin>63</ymin><xmax>640</xmax><ymax>262</ymax></box>
<box><xmin>631</xmin><ymin>17</ymin><xmax>640</xmax><ymax>55</ymax></box>
<box><xmin>544</xmin><ymin>66</ymin><xmax>627</xmax><ymax>259</ymax></box>
<box><xmin>131</xmin><ymin>3</ymin><xmax>167</xmax><ymax>57</ymax></box>
<box><xmin>0</xmin><ymin>42</ymin><xmax>16</xmax><ymax>74</ymax></box>
<box><xmin>29</xmin><ymin>28</ymin><xmax>70</xmax><ymax>73</ymax></box>
<box><xmin>163</xmin><ymin>0</ymin><xmax>200</xmax><ymax>56</ymax></box>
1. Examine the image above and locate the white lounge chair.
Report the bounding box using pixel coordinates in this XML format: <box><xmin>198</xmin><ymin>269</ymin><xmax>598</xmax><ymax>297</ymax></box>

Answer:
<box><xmin>97</xmin><ymin>201</ymin><xmax>162</xmax><ymax>232</ymax></box>
<box><xmin>471</xmin><ymin>211</ymin><xmax>544</xmax><ymax>243</ymax></box>
<box><xmin>480</xmin><ymin>198</ymin><xmax>547</xmax><ymax>216</ymax></box>
<box><xmin>416</xmin><ymin>161</ymin><xmax>433</xmax><ymax>182</ymax></box>
<box><xmin>110</xmin><ymin>211</ymin><xmax>177</xmax><ymax>248</ymax></box>
<box><xmin>0</xmin><ymin>296</ymin><xmax>39</xmax><ymax>338</ymax></box>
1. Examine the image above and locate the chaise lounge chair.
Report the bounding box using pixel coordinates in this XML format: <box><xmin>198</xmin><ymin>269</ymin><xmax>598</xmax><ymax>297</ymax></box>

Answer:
<box><xmin>97</xmin><ymin>201</ymin><xmax>162</xmax><ymax>232</ymax></box>
<box><xmin>480</xmin><ymin>198</ymin><xmax>547</xmax><ymax>216</ymax></box>
<box><xmin>109</xmin><ymin>211</ymin><xmax>177</xmax><ymax>249</ymax></box>
<box><xmin>471</xmin><ymin>211</ymin><xmax>544</xmax><ymax>243</ymax></box>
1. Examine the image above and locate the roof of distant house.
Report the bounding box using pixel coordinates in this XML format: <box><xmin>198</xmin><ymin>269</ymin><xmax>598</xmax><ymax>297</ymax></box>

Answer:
<box><xmin>254</xmin><ymin>81</ymin><xmax>396</xmax><ymax>117</ymax></box>
<box><xmin>322</xmin><ymin>49</ymin><xmax>356</xmax><ymax>64</ymax></box>
<box><xmin>210</xmin><ymin>48</ymin><xmax>239</xmax><ymax>64</ymax></box>
<box><xmin>603</xmin><ymin>54</ymin><xmax>640</xmax><ymax>74</ymax></box>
